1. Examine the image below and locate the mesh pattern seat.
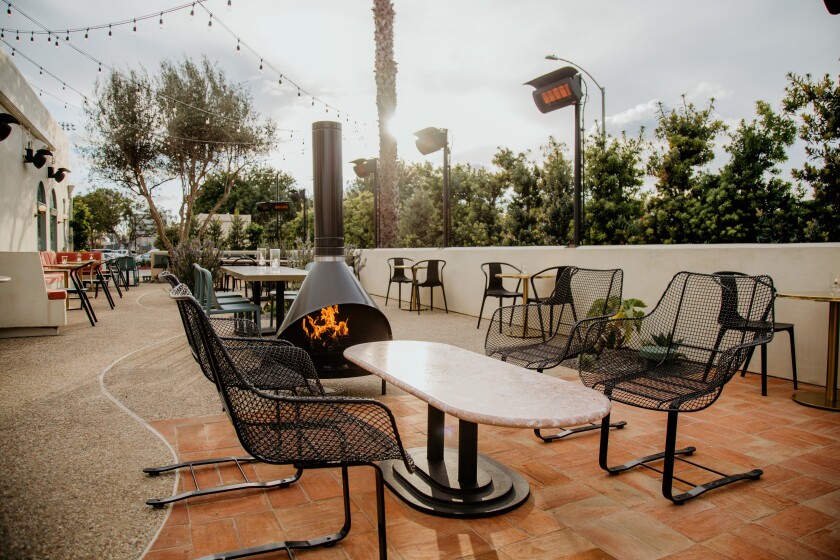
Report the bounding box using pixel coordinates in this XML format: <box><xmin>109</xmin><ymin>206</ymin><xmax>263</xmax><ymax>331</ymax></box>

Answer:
<box><xmin>484</xmin><ymin>267</ymin><xmax>625</xmax><ymax>443</ymax></box>
<box><xmin>172</xmin><ymin>289</ymin><xmax>414</xmax><ymax>559</ymax></box>
<box><xmin>476</xmin><ymin>262</ymin><xmax>522</xmax><ymax>329</ymax></box>
<box><xmin>577</xmin><ymin>271</ymin><xmax>775</xmax><ymax>503</ymax></box>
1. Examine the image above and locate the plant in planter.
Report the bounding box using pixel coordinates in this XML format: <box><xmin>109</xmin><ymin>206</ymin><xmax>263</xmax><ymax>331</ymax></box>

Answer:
<box><xmin>639</xmin><ymin>331</ymin><xmax>684</xmax><ymax>362</ymax></box>
<box><xmin>588</xmin><ymin>298</ymin><xmax>647</xmax><ymax>352</ymax></box>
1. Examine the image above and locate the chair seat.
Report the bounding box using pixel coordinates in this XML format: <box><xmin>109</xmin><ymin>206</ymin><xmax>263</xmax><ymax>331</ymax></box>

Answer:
<box><xmin>390</xmin><ymin>277</ymin><xmax>413</xmax><ymax>284</ymax></box>
<box><xmin>774</xmin><ymin>322</ymin><xmax>794</xmax><ymax>332</ymax></box>
<box><xmin>486</xmin><ymin>287</ymin><xmax>523</xmax><ymax>298</ymax></box>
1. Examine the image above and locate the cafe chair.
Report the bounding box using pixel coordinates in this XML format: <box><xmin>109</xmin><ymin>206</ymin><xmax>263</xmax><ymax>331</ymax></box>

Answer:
<box><xmin>224</xmin><ymin>256</ymin><xmax>257</xmax><ymax>295</ymax></box>
<box><xmin>714</xmin><ymin>271</ymin><xmax>797</xmax><ymax>396</ymax></box>
<box><xmin>485</xmin><ymin>267</ymin><xmax>625</xmax><ymax>442</ymax></box>
<box><xmin>528</xmin><ymin>266</ymin><xmax>570</xmax><ymax>303</ymax></box>
<box><xmin>44</xmin><ymin>260</ymin><xmax>97</xmax><ymax>326</ymax></box>
<box><xmin>577</xmin><ymin>271</ymin><xmax>775</xmax><ymax>504</ymax></box>
<box><xmin>172</xmin><ymin>288</ymin><xmax>414</xmax><ymax>560</ymax></box>
<box><xmin>412</xmin><ymin>259</ymin><xmax>448</xmax><ymax>315</ymax></box>
<box><xmin>385</xmin><ymin>257</ymin><xmax>414</xmax><ymax>309</ymax></box>
<box><xmin>83</xmin><ymin>261</ymin><xmax>116</xmax><ymax>310</ymax></box>
<box><xmin>196</xmin><ymin>266</ymin><xmax>262</xmax><ymax>332</ymax></box>
<box><xmin>476</xmin><ymin>262</ymin><xmax>523</xmax><ymax>329</ymax></box>
<box><xmin>102</xmin><ymin>258</ymin><xmax>126</xmax><ymax>298</ymax></box>
<box><xmin>145</xmin><ymin>274</ymin><xmax>308</xmax><ymax>507</ymax></box>
<box><xmin>117</xmin><ymin>255</ymin><xmax>140</xmax><ymax>287</ymax></box>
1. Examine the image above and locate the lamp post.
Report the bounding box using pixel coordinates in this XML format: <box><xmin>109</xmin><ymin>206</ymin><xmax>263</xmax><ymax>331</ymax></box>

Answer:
<box><xmin>545</xmin><ymin>55</ymin><xmax>605</xmax><ymax>139</ymax></box>
<box><xmin>413</xmin><ymin>127</ymin><xmax>450</xmax><ymax>248</ymax></box>
<box><xmin>350</xmin><ymin>158</ymin><xmax>380</xmax><ymax>248</ymax></box>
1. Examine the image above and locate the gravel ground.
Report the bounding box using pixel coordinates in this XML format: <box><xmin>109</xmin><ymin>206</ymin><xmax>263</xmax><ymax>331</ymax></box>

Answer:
<box><xmin>0</xmin><ymin>280</ymin><xmax>574</xmax><ymax>559</ymax></box>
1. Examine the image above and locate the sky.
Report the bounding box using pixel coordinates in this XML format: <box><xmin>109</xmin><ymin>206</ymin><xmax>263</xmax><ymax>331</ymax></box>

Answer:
<box><xmin>3</xmin><ymin>0</ymin><xmax>838</xmax><ymax>213</ymax></box>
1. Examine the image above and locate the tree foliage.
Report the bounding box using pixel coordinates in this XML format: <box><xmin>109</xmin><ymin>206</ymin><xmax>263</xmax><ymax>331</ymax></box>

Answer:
<box><xmin>83</xmin><ymin>56</ymin><xmax>275</xmax><ymax>251</ymax></box>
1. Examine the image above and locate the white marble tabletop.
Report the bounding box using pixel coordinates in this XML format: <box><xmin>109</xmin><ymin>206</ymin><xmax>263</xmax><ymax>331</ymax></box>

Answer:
<box><xmin>220</xmin><ymin>265</ymin><xmax>307</xmax><ymax>282</ymax></box>
<box><xmin>344</xmin><ymin>340</ymin><xmax>611</xmax><ymax>429</ymax></box>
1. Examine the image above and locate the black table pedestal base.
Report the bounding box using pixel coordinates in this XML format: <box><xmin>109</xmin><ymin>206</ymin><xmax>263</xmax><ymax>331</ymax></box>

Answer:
<box><xmin>380</xmin><ymin>446</ymin><xmax>530</xmax><ymax>518</ymax></box>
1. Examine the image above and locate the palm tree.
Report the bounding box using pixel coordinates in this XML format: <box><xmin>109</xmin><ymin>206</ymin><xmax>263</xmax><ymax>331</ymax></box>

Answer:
<box><xmin>372</xmin><ymin>0</ymin><xmax>399</xmax><ymax>247</ymax></box>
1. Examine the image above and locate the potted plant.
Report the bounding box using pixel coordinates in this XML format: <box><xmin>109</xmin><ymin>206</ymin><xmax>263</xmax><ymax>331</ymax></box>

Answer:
<box><xmin>639</xmin><ymin>331</ymin><xmax>683</xmax><ymax>362</ymax></box>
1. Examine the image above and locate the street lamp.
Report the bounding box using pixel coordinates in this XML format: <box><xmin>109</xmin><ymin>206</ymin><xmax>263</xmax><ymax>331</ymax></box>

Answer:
<box><xmin>526</xmin><ymin>66</ymin><xmax>584</xmax><ymax>246</ymax></box>
<box><xmin>413</xmin><ymin>127</ymin><xmax>450</xmax><ymax>248</ymax></box>
<box><xmin>545</xmin><ymin>55</ymin><xmax>606</xmax><ymax>139</ymax></box>
<box><xmin>350</xmin><ymin>157</ymin><xmax>380</xmax><ymax>248</ymax></box>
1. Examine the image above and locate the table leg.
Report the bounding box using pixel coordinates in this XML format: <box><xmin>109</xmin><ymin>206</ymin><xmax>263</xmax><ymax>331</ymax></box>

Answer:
<box><xmin>275</xmin><ymin>281</ymin><xmax>286</xmax><ymax>326</ymax></box>
<box><xmin>379</xmin><ymin>404</ymin><xmax>530</xmax><ymax>518</ymax></box>
<box><xmin>793</xmin><ymin>301</ymin><xmax>840</xmax><ymax>411</ymax></box>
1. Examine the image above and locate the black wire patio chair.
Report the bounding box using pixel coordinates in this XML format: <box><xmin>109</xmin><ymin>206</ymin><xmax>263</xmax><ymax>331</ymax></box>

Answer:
<box><xmin>172</xmin><ymin>288</ymin><xmax>414</xmax><ymax>560</ymax></box>
<box><xmin>144</xmin><ymin>273</ymin><xmax>313</xmax><ymax>508</ymax></box>
<box><xmin>484</xmin><ymin>267</ymin><xmax>626</xmax><ymax>442</ymax></box>
<box><xmin>576</xmin><ymin>271</ymin><xmax>775</xmax><ymax>504</ymax></box>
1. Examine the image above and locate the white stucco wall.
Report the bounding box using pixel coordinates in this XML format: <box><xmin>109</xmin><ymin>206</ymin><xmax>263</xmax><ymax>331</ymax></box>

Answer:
<box><xmin>359</xmin><ymin>244</ymin><xmax>840</xmax><ymax>387</ymax></box>
<box><xmin>0</xmin><ymin>49</ymin><xmax>72</xmax><ymax>252</ymax></box>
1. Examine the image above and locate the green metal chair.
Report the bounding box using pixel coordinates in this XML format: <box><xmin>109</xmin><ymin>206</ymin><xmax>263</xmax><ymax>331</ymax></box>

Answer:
<box><xmin>196</xmin><ymin>265</ymin><xmax>261</xmax><ymax>332</ymax></box>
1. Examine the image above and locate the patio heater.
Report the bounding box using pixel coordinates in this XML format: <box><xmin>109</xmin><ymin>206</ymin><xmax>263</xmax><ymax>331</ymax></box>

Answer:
<box><xmin>350</xmin><ymin>157</ymin><xmax>380</xmax><ymax>248</ymax></box>
<box><xmin>525</xmin><ymin>67</ymin><xmax>583</xmax><ymax>246</ymax></box>
<box><xmin>414</xmin><ymin>127</ymin><xmax>450</xmax><ymax>248</ymax></box>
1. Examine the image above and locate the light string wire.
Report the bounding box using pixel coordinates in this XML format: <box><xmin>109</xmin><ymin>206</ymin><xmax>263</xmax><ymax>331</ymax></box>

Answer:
<box><xmin>2</xmin><ymin>0</ymin><xmax>370</xmax><ymax>133</ymax></box>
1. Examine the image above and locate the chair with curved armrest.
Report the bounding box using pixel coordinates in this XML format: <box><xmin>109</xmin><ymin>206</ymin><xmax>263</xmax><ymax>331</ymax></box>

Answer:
<box><xmin>144</xmin><ymin>274</ymin><xmax>310</xmax><ymax>508</ymax></box>
<box><xmin>476</xmin><ymin>262</ymin><xmax>522</xmax><ymax>329</ymax></box>
<box><xmin>385</xmin><ymin>257</ymin><xmax>414</xmax><ymax>309</ymax></box>
<box><xmin>577</xmin><ymin>271</ymin><xmax>775</xmax><ymax>504</ymax></box>
<box><xmin>528</xmin><ymin>266</ymin><xmax>570</xmax><ymax>303</ymax></box>
<box><xmin>485</xmin><ymin>267</ymin><xmax>625</xmax><ymax>442</ymax></box>
<box><xmin>714</xmin><ymin>271</ymin><xmax>797</xmax><ymax>396</ymax></box>
<box><xmin>172</xmin><ymin>289</ymin><xmax>414</xmax><ymax>560</ymax></box>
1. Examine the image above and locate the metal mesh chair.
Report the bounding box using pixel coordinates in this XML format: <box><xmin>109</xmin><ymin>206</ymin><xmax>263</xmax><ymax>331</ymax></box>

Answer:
<box><xmin>715</xmin><ymin>271</ymin><xmax>797</xmax><ymax>396</ymax></box>
<box><xmin>172</xmin><ymin>289</ymin><xmax>414</xmax><ymax>560</ymax></box>
<box><xmin>476</xmin><ymin>262</ymin><xmax>523</xmax><ymax>329</ymax></box>
<box><xmin>144</xmin><ymin>273</ymin><xmax>309</xmax><ymax>508</ymax></box>
<box><xmin>528</xmin><ymin>266</ymin><xmax>570</xmax><ymax>303</ymax></box>
<box><xmin>577</xmin><ymin>271</ymin><xmax>775</xmax><ymax>504</ymax></box>
<box><xmin>385</xmin><ymin>257</ymin><xmax>414</xmax><ymax>309</ymax></box>
<box><xmin>485</xmin><ymin>267</ymin><xmax>625</xmax><ymax>442</ymax></box>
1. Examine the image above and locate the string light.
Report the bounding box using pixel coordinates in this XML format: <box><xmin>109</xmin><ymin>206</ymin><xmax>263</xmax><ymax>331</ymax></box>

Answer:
<box><xmin>84</xmin><ymin>28</ymin><xmax>88</xmax><ymax>40</ymax></box>
<box><xmin>190</xmin><ymin>3</ymin><xmax>195</xmax><ymax>18</ymax></box>
<box><xmin>15</xmin><ymin>30</ymin><xmax>19</xmax><ymax>41</ymax></box>
<box><xmin>207</xmin><ymin>14</ymin><xmax>212</xmax><ymax>30</ymax></box>
<box><xmin>6</xmin><ymin>4</ymin><xmax>10</xmax><ymax>17</ymax></box>
<box><xmin>227</xmin><ymin>0</ymin><xmax>232</xmax><ymax>10</ymax></box>
<box><xmin>29</xmin><ymin>30</ymin><xmax>32</xmax><ymax>42</ymax></box>
<box><xmin>132</xmin><ymin>19</ymin><xmax>136</xmax><ymax>33</ymax></box>
<box><xmin>159</xmin><ymin>12</ymin><xmax>163</xmax><ymax>29</ymax></box>
<box><xmin>259</xmin><ymin>58</ymin><xmax>263</xmax><ymax>72</ymax></box>
<box><xmin>108</xmin><ymin>24</ymin><xmax>112</xmax><ymax>39</ymax></box>
<box><xmin>235</xmin><ymin>38</ymin><xmax>240</xmax><ymax>54</ymax></box>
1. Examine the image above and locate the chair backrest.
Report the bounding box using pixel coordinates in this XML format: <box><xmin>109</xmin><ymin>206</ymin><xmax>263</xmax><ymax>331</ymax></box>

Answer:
<box><xmin>480</xmin><ymin>262</ymin><xmax>520</xmax><ymax>292</ymax></box>
<box><xmin>643</xmin><ymin>271</ymin><xmax>775</xmax><ymax>365</ymax></box>
<box><xmin>117</xmin><ymin>256</ymin><xmax>137</xmax><ymax>272</ymax></box>
<box><xmin>192</xmin><ymin>264</ymin><xmax>206</xmax><ymax>308</ymax></box>
<box><xmin>415</xmin><ymin>260</ymin><xmax>445</xmax><ymax>286</ymax></box>
<box><xmin>546</xmin><ymin>267</ymin><xmax>623</xmax><ymax>317</ymax></box>
<box><xmin>388</xmin><ymin>257</ymin><xmax>413</xmax><ymax>281</ymax></box>
<box><xmin>160</xmin><ymin>271</ymin><xmax>181</xmax><ymax>288</ymax></box>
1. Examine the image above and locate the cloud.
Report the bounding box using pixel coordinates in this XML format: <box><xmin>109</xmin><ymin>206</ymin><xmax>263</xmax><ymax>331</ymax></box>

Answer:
<box><xmin>607</xmin><ymin>99</ymin><xmax>660</xmax><ymax>126</ymax></box>
<box><xmin>687</xmin><ymin>81</ymin><xmax>733</xmax><ymax>102</ymax></box>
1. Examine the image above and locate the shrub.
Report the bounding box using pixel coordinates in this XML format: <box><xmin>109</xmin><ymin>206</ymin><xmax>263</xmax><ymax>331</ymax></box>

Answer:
<box><xmin>168</xmin><ymin>239</ymin><xmax>222</xmax><ymax>293</ymax></box>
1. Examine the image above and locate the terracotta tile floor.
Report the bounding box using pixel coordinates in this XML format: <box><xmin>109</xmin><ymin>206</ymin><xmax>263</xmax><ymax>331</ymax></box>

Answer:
<box><xmin>143</xmin><ymin>374</ymin><xmax>840</xmax><ymax>560</ymax></box>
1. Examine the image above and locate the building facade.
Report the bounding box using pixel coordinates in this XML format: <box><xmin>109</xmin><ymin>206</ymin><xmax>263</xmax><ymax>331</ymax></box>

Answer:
<box><xmin>0</xmin><ymin>49</ymin><xmax>72</xmax><ymax>252</ymax></box>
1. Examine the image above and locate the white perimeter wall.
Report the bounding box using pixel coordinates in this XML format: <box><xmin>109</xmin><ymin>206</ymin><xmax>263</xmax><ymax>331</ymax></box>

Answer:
<box><xmin>359</xmin><ymin>244</ymin><xmax>840</xmax><ymax>387</ymax></box>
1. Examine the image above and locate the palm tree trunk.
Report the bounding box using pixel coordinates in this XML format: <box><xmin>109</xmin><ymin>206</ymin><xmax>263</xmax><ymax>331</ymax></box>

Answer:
<box><xmin>372</xmin><ymin>0</ymin><xmax>399</xmax><ymax>247</ymax></box>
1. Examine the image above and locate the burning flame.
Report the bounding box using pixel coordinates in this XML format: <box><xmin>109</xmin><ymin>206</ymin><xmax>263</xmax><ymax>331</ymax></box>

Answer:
<box><xmin>302</xmin><ymin>305</ymin><xmax>350</xmax><ymax>347</ymax></box>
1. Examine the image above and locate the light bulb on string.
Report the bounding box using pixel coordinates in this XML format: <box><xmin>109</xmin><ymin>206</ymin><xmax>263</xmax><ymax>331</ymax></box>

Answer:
<box><xmin>297</xmin><ymin>88</ymin><xmax>301</xmax><ymax>97</ymax></box>
<box><xmin>259</xmin><ymin>59</ymin><xmax>263</xmax><ymax>72</ymax></box>
<box><xmin>108</xmin><ymin>24</ymin><xmax>112</xmax><ymax>39</ymax></box>
<box><xmin>15</xmin><ymin>30</ymin><xmax>19</xmax><ymax>41</ymax></box>
<box><xmin>98</xmin><ymin>63</ymin><xmax>102</xmax><ymax>73</ymax></box>
<box><xmin>29</xmin><ymin>31</ymin><xmax>33</xmax><ymax>42</ymax></box>
<box><xmin>205</xmin><ymin>116</ymin><xmax>210</xmax><ymax>125</ymax></box>
<box><xmin>190</xmin><ymin>3</ymin><xmax>195</xmax><ymax>18</ymax></box>
<box><xmin>236</xmin><ymin>39</ymin><xmax>240</xmax><ymax>54</ymax></box>
<box><xmin>84</xmin><ymin>28</ymin><xmax>88</xmax><ymax>40</ymax></box>
<box><xmin>133</xmin><ymin>19</ymin><xmax>137</xmax><ymax>33</ymax></box>
<box><xmin>39</xmin><ymin>67</ymin><xmax>42</xmax><ymax>75</ymax></box>
<box><xmin>65</xmin><ymin>31</ymin><xmax>69</xmax><ymax>42</ymax></box>
<box><xmin>227</xmin><ymin>0</ymin><xmax>232</xmax><ymax>10</ymax></box>
<box><xmin>207</xmin><ymin>15</ymin><xmax>212</xmax><ymax>31</ymax></box>
<box><xmin>6</xmin><ymin>5</ymin><xmax>11</xmax><ymax>17</ymax></box>
<box><xmin>159</xmin><ymin>13</ymin><xmax>164</xmax><ymax>29</ymax></box>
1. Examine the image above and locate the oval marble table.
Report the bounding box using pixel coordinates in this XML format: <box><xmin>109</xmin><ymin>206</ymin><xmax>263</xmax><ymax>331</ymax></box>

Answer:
<box><xmin>344</xmin><ymin>340</ymin><xmax>611</xmax><ymax>518</ymax></box>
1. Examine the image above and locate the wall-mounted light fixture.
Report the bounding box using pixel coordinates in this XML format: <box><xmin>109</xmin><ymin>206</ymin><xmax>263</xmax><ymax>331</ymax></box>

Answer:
<box><xmin>48</xmin><ymin>167</ymin><xmax>70</xmax><ymax>183</ymax></box>
<box><xmin>23</xmin><ymin>147</ymin><xmax>52</xmax><ymax>169</ymax></box>
<box><xmin>34</xmin><ymin>202</ymin><xmax>47</xmax><ymax>217</ymax></box>
<box><xmin>0</xmin><ymin>113</ymin><xmax>20</xmax><ymax>141</ymax></box>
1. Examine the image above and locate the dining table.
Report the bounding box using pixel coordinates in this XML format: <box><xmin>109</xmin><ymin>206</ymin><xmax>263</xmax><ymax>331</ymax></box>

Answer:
<box><xmin>220</xmin><ymin>265</ymin><xmax>307</xmax><ymax>334</ymax></box>
<box><xmin>43</xmin><ymin>260</ymin><xmax>99</xmax><ymax>326</ymax></box>
<box><xmin>777</xmin><ymin>290</ymin><xmax>840</xmax><ymax>411</ymax></box>
<box><xmin>344</xmin><ymin>340</ymin><xmax>611</xmax><ymax>518</ymax></box>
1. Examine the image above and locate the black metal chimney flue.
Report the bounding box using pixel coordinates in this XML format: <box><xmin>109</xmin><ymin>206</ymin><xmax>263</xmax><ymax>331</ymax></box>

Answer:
<box><xmin>277</xmin><ymin>122</ymin><xmax>392</xmax><ymax>359</ymax></box>
<box><xmin>313</xmin><ymin>121</ymin><xmax>344</xmax><ymax>261</ymax></box>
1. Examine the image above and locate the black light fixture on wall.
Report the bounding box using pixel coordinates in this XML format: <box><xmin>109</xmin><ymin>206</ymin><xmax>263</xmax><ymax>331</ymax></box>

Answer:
<box><xmin>0</xmin><ymin>113</ymin><xmax>20</xmax><ymax>141</ymax></box>
<box><xmin>23</xmin><ymin>147</ymin><xmax>52</xmax><ymax>169</ymax></box>
<box><xmin>48</xmin><ymin>167</ymin><xmax>70</xmax><ymax>183</ymax></box>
